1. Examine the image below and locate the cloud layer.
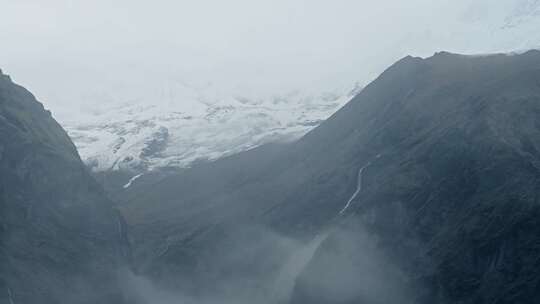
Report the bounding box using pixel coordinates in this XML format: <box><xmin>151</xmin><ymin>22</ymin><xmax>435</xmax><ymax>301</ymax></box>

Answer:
<box><xmin>1</xmin><ymin>0</ymin><xmax>539</xmax><ymax>117</ymax></box>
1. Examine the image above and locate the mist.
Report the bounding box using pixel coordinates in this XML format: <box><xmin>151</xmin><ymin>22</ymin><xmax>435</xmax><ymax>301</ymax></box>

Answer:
<box><xmin>2</xmin><ymin>0</ymin><xmax>538</xmax><ymax>120</ymax></box>
<box><xmin>118</xmin><ymin>223</ymin><xmax>417</xmax><ymax>304</ymax></box>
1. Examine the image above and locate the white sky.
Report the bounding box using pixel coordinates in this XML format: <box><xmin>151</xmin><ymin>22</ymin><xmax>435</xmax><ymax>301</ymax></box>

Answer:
<box><xmin>1</xmin><ymin>0</ymin><xmax>539</xmax><ymax>118</ymax></box>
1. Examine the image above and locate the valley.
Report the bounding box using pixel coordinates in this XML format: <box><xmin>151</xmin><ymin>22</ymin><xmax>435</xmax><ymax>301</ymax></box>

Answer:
<box><xmin>3</xmin><ymin>1</ymin><xmax>540</xmax><ymax>300</ymax></box>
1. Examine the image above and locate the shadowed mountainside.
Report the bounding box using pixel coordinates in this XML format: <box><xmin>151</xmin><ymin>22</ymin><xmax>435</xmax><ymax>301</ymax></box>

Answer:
<box><xmin>0</xmin><ymin>70</ymin><xmax>130</xmax><ymax>304</ymax></box>
<box><xmin>290</xmin><ymin>50</ymin><xmax>540</xmax><ymax>303</ymax></box>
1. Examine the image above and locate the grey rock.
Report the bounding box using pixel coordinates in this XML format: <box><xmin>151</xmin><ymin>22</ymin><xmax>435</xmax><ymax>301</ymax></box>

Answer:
<box><xmin>0</xmin><ymin>70</ymin><xmax>131</xmax><ymax>303</ymax></box>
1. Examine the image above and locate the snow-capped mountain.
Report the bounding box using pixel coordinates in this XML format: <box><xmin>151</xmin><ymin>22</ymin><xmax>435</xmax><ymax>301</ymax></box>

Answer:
<box><xmin>64</xmin><ymin>84</ymin><xmax>360</xmax><ymax>172</ymax></box>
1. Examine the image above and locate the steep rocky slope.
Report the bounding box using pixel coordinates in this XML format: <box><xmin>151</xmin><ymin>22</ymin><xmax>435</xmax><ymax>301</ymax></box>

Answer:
<box><xmin>0</xmin><ymin>70</ymin><xmax>130</xmax><ymax>303</ymax></box>
<box><xmin>118</xmin><ymin>50</ymin><xmax>540</xmax><ymax>303</ymax></box>
<box><xmin>289</xmin><ymin>50</ymin><xmax>540</xmax><ymax>303</ymax></box>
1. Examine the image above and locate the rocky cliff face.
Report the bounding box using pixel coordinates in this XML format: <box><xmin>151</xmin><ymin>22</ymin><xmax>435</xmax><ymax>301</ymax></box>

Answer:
<box><xmin>289</xmin><ymin>50</ymin><xmax>540</xmax><ymax>303</ymax></box>
<box><xmin>0</xmin><ymin>70</ymin><xmax>129</xmax><ymax>303</ymax></box>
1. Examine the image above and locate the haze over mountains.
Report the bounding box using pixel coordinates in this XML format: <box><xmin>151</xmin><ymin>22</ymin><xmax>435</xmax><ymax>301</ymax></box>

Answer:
<box><xmin>63</xmin><ymin>0</ymin><xmax>540</xmax><ymax>174</ymax></box>
<box><xmin>3</xmin><ymin>0</ymin><xmax>540</xmax><ymax>177</ymax></box>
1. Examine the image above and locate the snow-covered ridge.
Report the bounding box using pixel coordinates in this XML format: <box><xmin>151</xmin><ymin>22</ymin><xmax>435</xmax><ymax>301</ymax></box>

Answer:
<box><xmin>63</xmin><ymin>84</ymin><xmax>360</xmax><ymax>172</ymax></box>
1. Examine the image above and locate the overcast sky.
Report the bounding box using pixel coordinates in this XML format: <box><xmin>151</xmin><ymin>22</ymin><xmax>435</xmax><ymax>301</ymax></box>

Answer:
<box><xmin>1</xmin><ymin>0</ymin><xmax>539</xmax><ymax>118</ymax></box>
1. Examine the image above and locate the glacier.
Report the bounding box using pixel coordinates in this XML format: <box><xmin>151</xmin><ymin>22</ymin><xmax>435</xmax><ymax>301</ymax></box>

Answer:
<box><xmin>63</xmin><ymin>84</ymin><xmax>360</xmax><ymax>172</ymax></box>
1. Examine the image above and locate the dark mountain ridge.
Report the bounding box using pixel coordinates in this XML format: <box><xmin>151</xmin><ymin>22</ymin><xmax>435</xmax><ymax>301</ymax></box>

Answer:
<box><xmin>291</xmin><ymin>50</ymin><xmax>540</xmax><ymax>303</ymax></box>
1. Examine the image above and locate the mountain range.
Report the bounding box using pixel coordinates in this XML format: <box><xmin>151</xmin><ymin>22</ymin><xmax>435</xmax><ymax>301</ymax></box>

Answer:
<box><xmin>115</xmin><ymin>50</ymin><xmax>540</xmax><ymax>303</ymax></box>
<box><xmin>3</xmin><ymin>48</ymin><xmax>540</xmax><ymax>303</ymax></box>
